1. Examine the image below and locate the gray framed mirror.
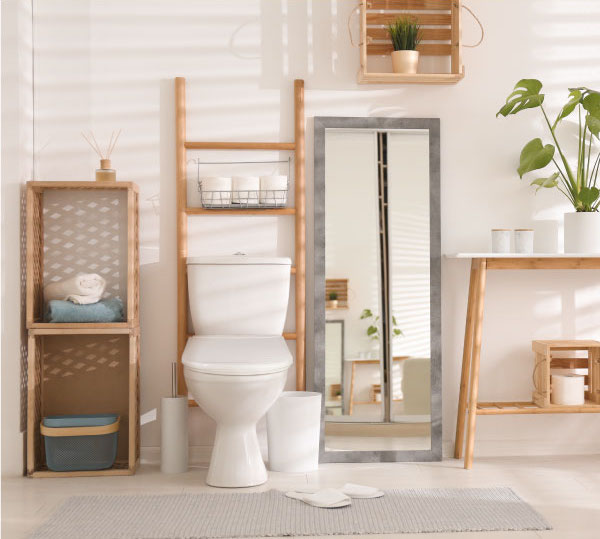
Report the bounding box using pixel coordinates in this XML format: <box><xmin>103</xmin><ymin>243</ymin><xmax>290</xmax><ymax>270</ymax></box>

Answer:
<box><xmin>313</xmin><ymin>117</ymin><xmax>441</xmax><ymax>463</ymax></box>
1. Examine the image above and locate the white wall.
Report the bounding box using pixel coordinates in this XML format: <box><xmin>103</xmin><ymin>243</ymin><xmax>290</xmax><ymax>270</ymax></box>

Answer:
<box><xmin>2</xmin><ymin>1</ymin><xmax>599</xmax><ymax>474</ymax></box>
<box><xmin>1</xmin><ymin>0</ymin><xmax>33</xmax><ymax>476</ymax></box>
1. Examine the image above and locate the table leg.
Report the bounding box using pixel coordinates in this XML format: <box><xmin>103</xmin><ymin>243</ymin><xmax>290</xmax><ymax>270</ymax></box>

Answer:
<box><xmin>454</xmin><ymin>259</ymin><xmax>478</xmax><ymax>459</ymax></box>
<box><xmin>464</xmin><ymin>258</ymin><xmax>487</xmax><ymax>469</ymax></box>
<box><xmin>349</xmin><ymin>362</ymin><xmax>356</xmax><ymax>415</ymax></box>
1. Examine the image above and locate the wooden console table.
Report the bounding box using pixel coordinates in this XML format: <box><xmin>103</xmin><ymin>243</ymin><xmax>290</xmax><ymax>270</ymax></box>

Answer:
<box><xmin>449</xmin><ymin>254</ymin><xmax>600</xmax><ymax>469</ymax></box>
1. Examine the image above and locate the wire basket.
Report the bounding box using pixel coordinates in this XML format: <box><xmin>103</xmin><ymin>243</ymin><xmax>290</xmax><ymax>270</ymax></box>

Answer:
<box><xmin>198</xmin><ymin>184</ymin><xmax>289</xmax><ymax>209</ymax></box>
<box><xmin>194</xmin><ymin>157</ymin><xmax>291</xmax><ymax>209</ymax></box>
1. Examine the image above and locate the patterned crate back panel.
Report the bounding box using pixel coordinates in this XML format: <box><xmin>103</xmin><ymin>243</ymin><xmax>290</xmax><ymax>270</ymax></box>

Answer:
<box><xmin>43</xmin><ymin>189</ymin><xmax>128</xmax><ymax>310</ymax></box>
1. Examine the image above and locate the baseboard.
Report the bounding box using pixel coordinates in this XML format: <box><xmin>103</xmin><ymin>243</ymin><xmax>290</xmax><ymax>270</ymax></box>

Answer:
<box><xmin>142</xmin><ymin>441</ymin><xmax>600</xmax><ymax>467</ymax></box>
<box><xmin>141</xmin><ymin>446</ymin><xmax>213</xmax><ymax>466</ymax></box>
<box><xmin>442</xmin><ymin>439</ymin><xmax>600</xmax><ymax>458</ymax></box>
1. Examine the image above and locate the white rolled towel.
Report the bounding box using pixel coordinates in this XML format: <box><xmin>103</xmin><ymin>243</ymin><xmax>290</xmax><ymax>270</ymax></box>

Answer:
<box><xmin>44</xmin><ymin>273</ymin><xmax>106</xmax><ymax>305</ymax></box>
<box><xmin>200</xmin><ymin>177</ymin><xmax>232</xmax><ymax>207</ymax></box>
<box><xmin>231</xmin><ymin>176</ymin><xmax>259</xmax><ymax>205</ymax></box>
<box><xmin>259</xmin><ymin>175</ymin><xmax>288</xmax><ymax>206</ymax></box>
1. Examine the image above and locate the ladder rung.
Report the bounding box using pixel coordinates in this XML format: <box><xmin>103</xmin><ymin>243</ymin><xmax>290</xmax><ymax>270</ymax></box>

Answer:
<box><xmin>283</xmin><ymin>332</ymin><xmax>297</xmax><ymax>340</ymax></box>
<box><xmin>185</xmin><ymin>141</ymin><xmax>295</xmax><ymax>151</ymax></box>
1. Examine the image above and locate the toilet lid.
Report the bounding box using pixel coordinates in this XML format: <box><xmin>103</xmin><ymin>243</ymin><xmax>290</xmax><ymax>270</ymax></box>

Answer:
<box><xmin>182</xmin><ymin>336</ymin><xmax>293</xmax><ymax>376</ymax></box>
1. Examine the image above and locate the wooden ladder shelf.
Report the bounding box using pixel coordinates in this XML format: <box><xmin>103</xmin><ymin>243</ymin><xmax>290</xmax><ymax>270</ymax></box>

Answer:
<box><xmin>174</xmin><ymin>77</ymin><xmax>306</xmax><ymax>399</ymax></box>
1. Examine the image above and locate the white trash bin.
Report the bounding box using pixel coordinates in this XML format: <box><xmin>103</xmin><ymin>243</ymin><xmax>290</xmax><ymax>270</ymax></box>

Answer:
<box><xmin>267</xmin><ymin>391</ymin><xmax>321</xmax><ymax>473</ymax></box>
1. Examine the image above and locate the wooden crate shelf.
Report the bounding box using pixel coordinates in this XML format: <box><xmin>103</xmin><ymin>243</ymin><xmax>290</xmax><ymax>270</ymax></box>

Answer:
<box><xmin>326</xmin><ymin>278</ymin><xmax>349</xmax><ymax>309</ymax></box>
<box><xmin>25</xmin><ymin>181</ymin><xmax>140</xmax><ymax>478</ymax></box>
<box><xmin>358</xmin><ymin>0</ymin><xmax>464</xmax><ymax>84</ymax></box>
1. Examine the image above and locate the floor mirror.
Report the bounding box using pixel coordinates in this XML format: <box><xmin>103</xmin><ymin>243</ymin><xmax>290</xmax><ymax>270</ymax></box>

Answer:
<box><xmin>313</xmin><ymin>117</ymin><xmax>441</xmax><ymax>462</ymax></box>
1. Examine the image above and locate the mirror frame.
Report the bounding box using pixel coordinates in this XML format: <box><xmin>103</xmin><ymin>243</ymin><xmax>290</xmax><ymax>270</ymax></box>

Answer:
<box><xmin>313</xmin><ymin>117</ymin><xmax>441</xmax><ymax>463</ymax></box>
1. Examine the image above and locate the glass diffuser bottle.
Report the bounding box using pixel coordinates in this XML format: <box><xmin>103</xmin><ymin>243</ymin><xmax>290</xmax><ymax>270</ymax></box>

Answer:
<box><xmin>96</xmin><ymin>159</ymin><xmax>116</xmax><ymax>183</ymax></box>
<box><xmin>82</xmin><ymin>129</ymin><xmax>121</xmax><ymax>183</ymax></box>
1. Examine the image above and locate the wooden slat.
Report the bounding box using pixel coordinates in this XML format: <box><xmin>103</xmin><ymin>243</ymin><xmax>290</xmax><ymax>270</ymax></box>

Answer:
<box><xmin>367</xmin><ymin>13</ymin><xmax>451</xmax><ymax>25</ymax></box>
<box><xmin>184</xmin><ymin>141</ymin><xmax>295</xmax><ymax>151</ymax></box>
<box><xmin>367</xmin><ymin>27</ymin><xmax>451</xmax><ymax>41</ymax></box>
<box><xmin>185</xmin><ymin>207</ymin><xmax>295</xmax><ymax>215</ymax></box>
<box><xmin>486</xmin><ymin>257</ymin><xmax>600</xmax><ymax>270</ymax></box>
<box><xmin>358</xmin><ymin>71</ymin><xmax>464</xmax><ymax>84</ymax></box>
<box><xmin>368</xmin><ymin>43</ymin><xmax>451</xmax><ymax>56</ymax></box>
<box><xmin>367</xmin><ymin>0</ymin><xmax>451</xmax><ymax>9</ymax></box>
<box><xmin>27</xmin><ymin>181</ymin><xmax>138</xmax><ymax>192</ymax></box>
<box><xmin>294</xmin><ymin>79</ymin><xmax>306</xmax><ymax>392</ymax></box>
<box><xmin>477</xmin><ymin>401</ymin><xmax>600</xmax><ymax>415</ymax></box>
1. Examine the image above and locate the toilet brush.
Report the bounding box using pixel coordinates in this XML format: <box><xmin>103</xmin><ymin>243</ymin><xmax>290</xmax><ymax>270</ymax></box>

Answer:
<box><xmin>160</xmin><ymin>363</ymin><xmax>188</xmax><ymax>473</ymax></box>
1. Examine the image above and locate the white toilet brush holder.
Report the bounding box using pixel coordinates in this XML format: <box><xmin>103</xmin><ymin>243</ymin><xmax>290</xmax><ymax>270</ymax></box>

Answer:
<box><xmin>161</xmin><ymin>364</ymin><xmax>188</xmax><ymax>474</ymax></box>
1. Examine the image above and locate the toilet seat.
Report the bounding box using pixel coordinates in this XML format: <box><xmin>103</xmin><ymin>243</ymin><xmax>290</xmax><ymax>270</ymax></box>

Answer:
<box><xmin>182</xmin><ymin>335</ymin><xmax>292</xmax><ymax>376</ymax></box>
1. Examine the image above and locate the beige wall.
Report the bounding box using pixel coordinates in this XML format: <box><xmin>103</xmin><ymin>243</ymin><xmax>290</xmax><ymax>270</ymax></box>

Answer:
<box><xmin>2</xmin><ymin>1</ymin><xmax>600</xmax><ymax>476</ymax></box>
<box><xmin>1</xmin><ymin>0</ymin><xmax>33</xmax><ymax>476</ymax></box>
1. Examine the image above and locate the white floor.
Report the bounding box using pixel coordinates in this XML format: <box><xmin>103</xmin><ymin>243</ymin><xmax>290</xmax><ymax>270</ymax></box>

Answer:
<box><xmin>2</xmin><ymin>455</ymin><xmax>599</xmax><ymax>539</ymax></box>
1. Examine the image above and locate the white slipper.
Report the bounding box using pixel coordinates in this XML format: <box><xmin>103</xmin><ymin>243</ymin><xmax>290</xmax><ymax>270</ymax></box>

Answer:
<box><xmin>341</xmin><ymin>483</ymin><xmax>384</xmax><ymax>499</ymax></box>
<box><xmin>285</xmin><ymin>488</ymin><xmax>351</xmax><ymax>508</ymax></box>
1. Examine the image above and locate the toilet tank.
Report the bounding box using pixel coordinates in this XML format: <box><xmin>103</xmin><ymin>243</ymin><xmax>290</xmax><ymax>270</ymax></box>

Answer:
<box><xmin>187</xmin><ymin>255</ymin><xmax>291</xmax><ymax>335</ymax></box>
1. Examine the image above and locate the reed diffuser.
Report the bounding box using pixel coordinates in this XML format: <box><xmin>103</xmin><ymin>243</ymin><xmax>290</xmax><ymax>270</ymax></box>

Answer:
<box><xmin>82</xmin><ymin>130</ymin><xmax>121</xmax><ymax>183</ymax></box>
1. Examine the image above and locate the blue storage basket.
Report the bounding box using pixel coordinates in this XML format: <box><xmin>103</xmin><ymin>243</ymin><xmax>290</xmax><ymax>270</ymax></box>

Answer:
<box><xmin>41</xmin><ymin>414</ymin><xmax>120</xmax><ymax>472</ymax></box>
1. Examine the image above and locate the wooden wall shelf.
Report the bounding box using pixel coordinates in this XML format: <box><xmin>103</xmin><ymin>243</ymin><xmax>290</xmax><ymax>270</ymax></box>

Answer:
<box><xmin>25</xmin><ymin>181</ymin><xmax>140</xmax><ymax>477</ymax></box>
<box><xmin>358</xmin><ymin>0</ymin><xmax>464</xmax><ymax>85</ymax></box>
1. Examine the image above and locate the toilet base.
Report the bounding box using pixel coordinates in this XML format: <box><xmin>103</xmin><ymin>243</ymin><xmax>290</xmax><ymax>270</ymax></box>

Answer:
<box><xmin>207</xmin><ymin>424</ymin><xmax>267</xmax><ymax>488</ymax></box>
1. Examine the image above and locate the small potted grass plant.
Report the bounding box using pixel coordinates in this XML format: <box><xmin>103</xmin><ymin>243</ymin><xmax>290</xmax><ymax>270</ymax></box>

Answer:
<box><xmin>387</xmin><ymin>17</ymin><xmax>421</xmax><ymax>74</ymax></box>
<box><xmin>497</xmin><ymin>80</ymin><xmax>600</xmax><ymax>252</ymax></box>
<box><xmin>326</xmin><ymin>292</ymin><xmax>339</xmax><ymax>309</ymax></box>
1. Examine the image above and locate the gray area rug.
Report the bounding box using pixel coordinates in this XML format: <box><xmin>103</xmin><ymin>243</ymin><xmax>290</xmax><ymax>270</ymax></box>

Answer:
<box><xmin>31</xmin><ymin>487</ymin><xmax>551</xmax><ymax>538</ymax></box>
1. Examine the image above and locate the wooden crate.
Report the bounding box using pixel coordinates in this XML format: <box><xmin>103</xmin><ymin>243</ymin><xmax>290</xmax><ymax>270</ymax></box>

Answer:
<box><xmin>325</xmin><ymin>278</ymin><xmax>348</xmax><ymax>309</ymax></box>
<box><xmin>532</xmin><ymin>340</ymin><xmax>600</xmax><ymax>408</ymax></box>
<box><xmin>26</xmin><ymin>182</ymin><xmax>139</xmax><ymax>329</ymax></box>
<box><xmin>27</xmin><ymin>332</ymin><xmax>140</xmax><ymax>477</ymax></box>
<box><xmin>358</xmin><ymin>0</ymin><xmax>464</xmax><ymax>84</ymax></box>
<box><xmin>25</xmin><ymin>182</ymin><xmax>140</xmax><ymax>477</ymax></box>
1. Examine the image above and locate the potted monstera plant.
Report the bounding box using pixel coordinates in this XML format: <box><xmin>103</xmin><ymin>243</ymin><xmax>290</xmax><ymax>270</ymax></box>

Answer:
<box><xmin>497</xmin><ymin>80</ymin><xmax>600</xmax><ymax>253</ymax></box>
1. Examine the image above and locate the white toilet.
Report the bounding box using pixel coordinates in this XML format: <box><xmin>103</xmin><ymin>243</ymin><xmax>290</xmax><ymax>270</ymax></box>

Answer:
<box><xmin>182</xmin><ymin>255</ymin><xmax>292</xmax><ymax>487</ymax></box>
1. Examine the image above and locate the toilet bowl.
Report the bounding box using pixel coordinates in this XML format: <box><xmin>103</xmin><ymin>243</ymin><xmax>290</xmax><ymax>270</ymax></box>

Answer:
<box><xmin>182</xmin><ymin>255</ymin><xmax>292</xmax><ymax>487</ymax></box>
<box><xmin>183</xmin><ymin>336</ymin><xmax>291</xmax><ymax>487</ymax></box>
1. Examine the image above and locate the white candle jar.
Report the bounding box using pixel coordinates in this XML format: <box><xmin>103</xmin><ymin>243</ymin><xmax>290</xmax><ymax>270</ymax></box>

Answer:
<box><xmin>491</xmin><ymin>229</ymin><xmax>511</xmax><ymax>253</ymax></box>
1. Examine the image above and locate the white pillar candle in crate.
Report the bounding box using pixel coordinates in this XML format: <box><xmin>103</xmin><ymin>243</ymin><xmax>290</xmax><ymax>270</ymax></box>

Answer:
<box><xmin>551</xmin><ymin>374</ymin><xmax>585</xmax><ymax>405</ymax></box>
<box><xmin>259</xmin><ymin>175</ymin><xmax>288</xmax><ymax>206</ymax></box>
<box><xmin>200</xmin><ymin>177</ymin><xmax>232</xmax><ymax>207</ymax></box>
<box><xmin>232</xmin><ymin>176</ymin><xmax>259</xmax><ymax>205</ymax></box>
<box><xmin>491</xmin><ymin>229</ymin><xmax>511</xmax><ymax>253</ymax></box>
<box><xmin>515</xmin><ymin>229</ymin><xmax>534</xmax><ymax>254</ymax></box>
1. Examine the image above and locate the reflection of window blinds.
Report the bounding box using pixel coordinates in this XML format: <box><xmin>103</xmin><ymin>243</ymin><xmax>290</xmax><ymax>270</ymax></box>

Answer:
<box><xmin>325</xmin><ymin>322</ymin><xmax>343</xmax><ymax>392</ymax></box>
<box><xmin>387</xmin><ymin>132</ymin><xmax>431</xmax><ymax>359</ymax></box>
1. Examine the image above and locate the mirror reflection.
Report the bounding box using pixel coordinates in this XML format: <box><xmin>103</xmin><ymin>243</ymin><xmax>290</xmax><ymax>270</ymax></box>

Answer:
<box><xmin>324</xmin><ymin>128</ymin><xmax>431</xmax><ymax>453</ymax></box>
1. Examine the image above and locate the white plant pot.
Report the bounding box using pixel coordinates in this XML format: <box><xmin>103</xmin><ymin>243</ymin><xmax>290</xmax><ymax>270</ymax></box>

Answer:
<box><xmin>564</xmin><ymin>212</ymin><xmax>600</xmax><ymax>253</ymax></box>
<box><xmin>391</xmin><ymin>50</ymin><xmax>419</xmax><ymax>74</ymax></box>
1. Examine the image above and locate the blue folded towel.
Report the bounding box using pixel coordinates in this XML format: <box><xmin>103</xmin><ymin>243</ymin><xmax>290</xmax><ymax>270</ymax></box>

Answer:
<box><xmin>45</xmin><ymin>298</ymin><xmax>124</xmax><ymax>323</ymax></box>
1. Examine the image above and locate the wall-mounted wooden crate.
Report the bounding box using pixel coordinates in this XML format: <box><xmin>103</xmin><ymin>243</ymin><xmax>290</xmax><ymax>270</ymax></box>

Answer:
<box><xmin>532</xmin><ymin>340</ymin><xmax>600</xmax><ymax>408</ymax></box>
<box><xmin>326</xmin><ymin>278</ymin><xmax>349</xmax><ymax>310</ymax></box>
<box><xmin>358</xmin><ymin>0</ymin><xmax>464</xmax><ymax>84</ymax></box>
<box><xmin>26</xmin><ymin>182</ymin><xmax>140</xmax><ymax>477</ymax></box>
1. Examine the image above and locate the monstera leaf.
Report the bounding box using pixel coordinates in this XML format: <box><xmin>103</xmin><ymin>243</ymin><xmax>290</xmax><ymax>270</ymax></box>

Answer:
<box><xmin>583</xmin><ymin>92</ymin><xmax>600</xmax><ymax>138</ymax></box>
<box><xmin>553</xmin><ymin>89</ymin><xmax>582</xmax><ymax>128</ymax></box>
<box><xmin>518</xmin><ymin>138</ymin><xmax>555</xmax><ymax>178</ymax></box>
<box><xmin>530</xmin><ymin>172</ymin><xmax>559</xmax><ymax>191</ymax></box>
<box><xmin>579</xmin><ymin>186</ymin><xmax>600</xmax><ymax>207</ymax></box>
<box><xmin>497</xmin><ymin>79</ymin><xmax>545</xmax><ymax>117</ymax></box>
